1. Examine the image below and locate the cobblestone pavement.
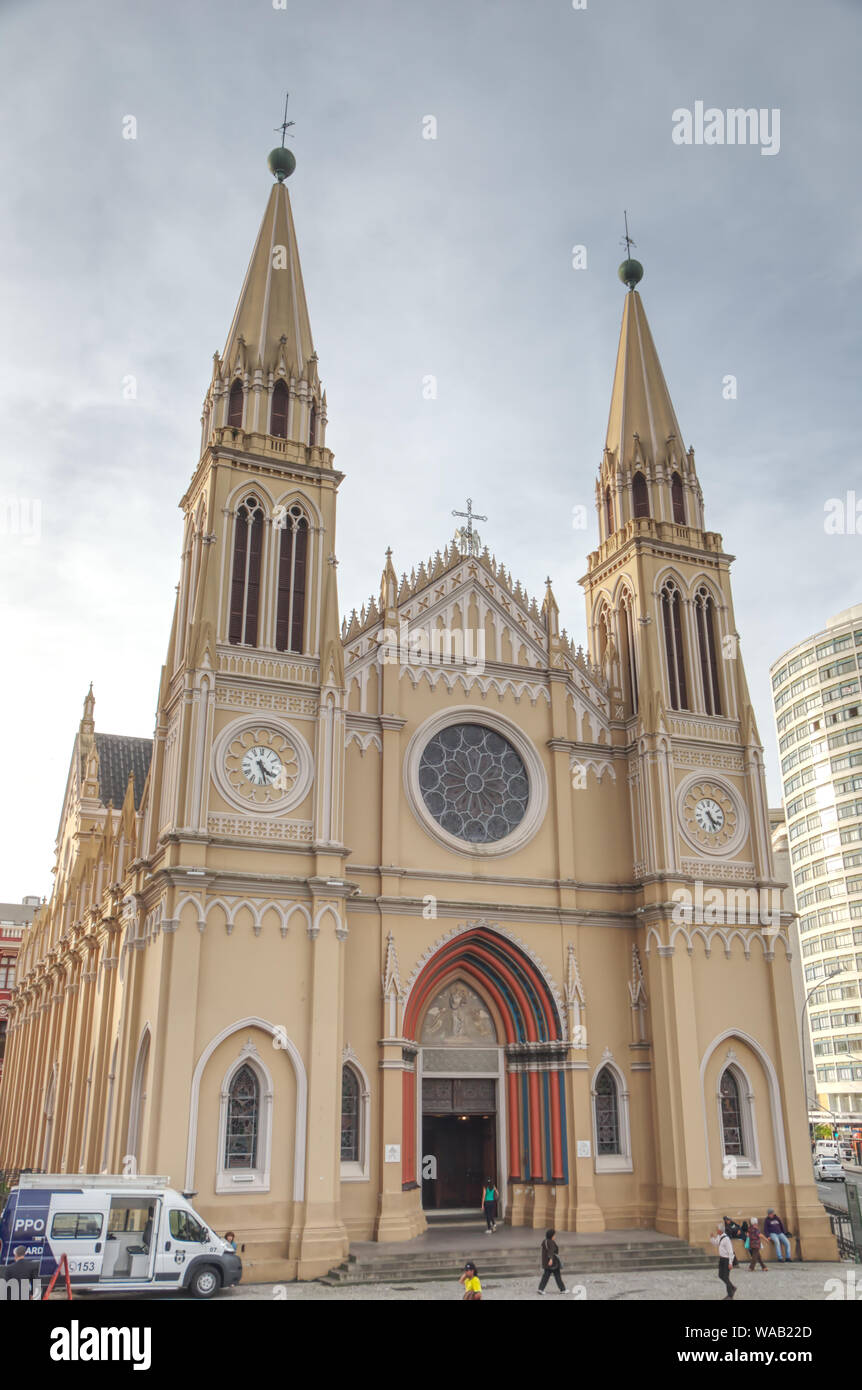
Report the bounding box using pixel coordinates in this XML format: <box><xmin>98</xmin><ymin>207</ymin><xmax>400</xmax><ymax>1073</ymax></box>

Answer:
<box><xmin>220</xmin><ymin>1262</ymin><xmax>850</xmax><ymax>1301</ymax></box>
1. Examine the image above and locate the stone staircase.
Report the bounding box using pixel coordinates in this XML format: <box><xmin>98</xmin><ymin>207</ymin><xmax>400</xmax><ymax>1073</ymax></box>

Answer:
<box><xmin>319</xmin><ymin>1231</ymin><xmax>714</xmax><ymax>1287</ymax></box>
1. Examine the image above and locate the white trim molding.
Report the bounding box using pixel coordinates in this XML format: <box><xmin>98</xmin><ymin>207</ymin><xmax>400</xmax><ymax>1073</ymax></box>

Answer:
<box><xmin>185</xmin><ymin>1016</ymin><xmax>307</xmax><ymax>1200</ymax></box>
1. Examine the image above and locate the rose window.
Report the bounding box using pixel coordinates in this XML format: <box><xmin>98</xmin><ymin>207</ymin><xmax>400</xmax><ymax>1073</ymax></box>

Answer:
<box><xmin>417</xmin><ymin>723</ymin><xmax>529</xmax><ymax>843</ymax></box>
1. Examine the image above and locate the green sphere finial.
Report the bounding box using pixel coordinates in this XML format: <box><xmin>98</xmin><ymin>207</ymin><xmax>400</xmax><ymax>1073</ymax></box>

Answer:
<box><xmin>618</xmin><ymin>258</ymin><xmax>643</xmax><ymax>290</ymax></box>
<box><xmin>268</xmin><ymin>146</ymin><xmax>296</xmax><ymax>182</ymax></box>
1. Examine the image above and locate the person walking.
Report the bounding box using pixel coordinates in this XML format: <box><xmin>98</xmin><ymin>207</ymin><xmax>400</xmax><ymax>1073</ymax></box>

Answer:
<box><xmin>746</xmin><ymin>1217</ymin><xmax>769</xmax><ymax>1272</ymax></box>
<box><xmin>710</xmin><ymin>1224</ymin><xmax>737</xmax><ymax>1300</ymax></box>
<box><xmin>481</xmin><ymin>1178</ymin><xmax>499</xmax><ymax>1233</ymax></box>
<box><xmin>537</xmin><ymin>1229</ymin><xmax>566</xmax><ymax>1294</ymax></box>
<box><xmin>459</xmin><ymin>1261</ymin><xmax>482</xmax><ymax>1300</ymax></box>
<box><xmin>763</xmin><ymin>1209</ymin><xmax>792</xmax><ymax>1263</ymax></box>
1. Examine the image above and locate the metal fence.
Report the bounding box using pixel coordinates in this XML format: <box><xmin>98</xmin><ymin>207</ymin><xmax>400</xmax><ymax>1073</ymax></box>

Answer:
<box><xmin>825</xmin><ymin>1205</ymin><xmax>862</xmax><ymax>1262</ymax></box>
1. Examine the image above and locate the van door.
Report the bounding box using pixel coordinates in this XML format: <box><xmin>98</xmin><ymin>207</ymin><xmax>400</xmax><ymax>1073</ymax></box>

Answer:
<box><xmin>101</xmin><ymin>1197</ymin><xmax>160</xmax><ymax>1283</ymax></box>
<box><xmin>154</xmin><ymin>1206</ymin><xmax>212</xmax><ymax>1287</ymax></box>
<box><xmin>45</xmin><ymin>1194</ymin><xmax>106</xmax><ymax>1283</ymax></box>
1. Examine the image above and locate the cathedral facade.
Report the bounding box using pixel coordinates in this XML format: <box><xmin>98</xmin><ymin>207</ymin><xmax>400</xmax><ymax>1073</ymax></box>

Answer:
<box><xmin>0</xmin><ymin>153</ymin><xmax>835</xmax><ymax>1280</ymax></box>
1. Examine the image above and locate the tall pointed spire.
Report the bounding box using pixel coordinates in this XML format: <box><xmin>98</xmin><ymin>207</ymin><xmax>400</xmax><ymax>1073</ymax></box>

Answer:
<box><xmin>605</xmin><ymin>285</ymin><xmax>685</xmax><ymax>473</ymax></box>
<box><xmin>200</xmin><ymin>131</ymin><xmax>328</xmax><ymax>457</ymax></box>
<box><xmin>221</xmin><ymin>178</ymin><xmax>315</xmax><ymax>378</ymax></box>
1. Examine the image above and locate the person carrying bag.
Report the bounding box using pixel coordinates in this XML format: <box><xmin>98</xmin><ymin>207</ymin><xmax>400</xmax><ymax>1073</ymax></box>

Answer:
<box><xmin>537</xmin><ymin>1228</ymin><xmax>567</xmax><ymax>1294</ymax></box>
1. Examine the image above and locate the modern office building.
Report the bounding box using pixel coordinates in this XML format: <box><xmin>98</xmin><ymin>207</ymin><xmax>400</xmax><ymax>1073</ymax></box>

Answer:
<box><xmin>0</xmin><ymin>898</ymin><xmax>40</xmax><ymax>1082</ymax></box>
<box><xmin>771</xmin><ymin>604</ymin><xmax>862</xmax><ymax>1128</ymax></box>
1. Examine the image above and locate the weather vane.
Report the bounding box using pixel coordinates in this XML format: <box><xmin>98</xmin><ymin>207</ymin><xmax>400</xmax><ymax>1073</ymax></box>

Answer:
<box><xmin>275</xmin><ymin>91</ymin><xmax>295</xmax><ymax>147</ymax></box>
<box><xmin>620</xmin><ymin>210</ymin><xmax>636</xmax><ymax>258</ymax></box>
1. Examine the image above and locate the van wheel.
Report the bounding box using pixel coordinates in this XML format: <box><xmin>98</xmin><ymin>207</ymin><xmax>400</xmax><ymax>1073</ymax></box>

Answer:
<box><xmin>188</xmin><ymin>1265</ymin><xmax>221</xmax><ymax>1299</ymax></box>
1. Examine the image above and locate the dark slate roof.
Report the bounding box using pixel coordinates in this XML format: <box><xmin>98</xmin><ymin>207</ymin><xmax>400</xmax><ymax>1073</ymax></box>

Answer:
<box><xmin>94</xmin><ymin>733</ymin><xmax>153</xmax><ymax>810</ymax></box>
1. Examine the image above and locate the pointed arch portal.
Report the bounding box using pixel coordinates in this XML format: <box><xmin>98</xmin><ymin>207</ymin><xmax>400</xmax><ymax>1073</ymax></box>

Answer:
<box><xmin>403</xmin><ymin>927</ymin><xmax>567</xmax><ymax>1201</ymax></box>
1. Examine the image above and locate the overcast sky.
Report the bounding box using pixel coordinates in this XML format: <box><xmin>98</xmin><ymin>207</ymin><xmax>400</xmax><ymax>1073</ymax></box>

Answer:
<box><xmin>1</xmin><ymin>0</ymin><xmax>860</xmax><ymax>900</ymax></box>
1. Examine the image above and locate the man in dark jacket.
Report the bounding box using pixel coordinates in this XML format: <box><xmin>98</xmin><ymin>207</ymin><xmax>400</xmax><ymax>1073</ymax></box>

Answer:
<box><xmin>0</xmin><ymin>1246</ymin><xmax>42</xmax><ymax>1299</ymax></box>
<box><xmin>763</xmin><ymin>1209</ymin><xmax>793</xmax><ymax>1263</ymax></box>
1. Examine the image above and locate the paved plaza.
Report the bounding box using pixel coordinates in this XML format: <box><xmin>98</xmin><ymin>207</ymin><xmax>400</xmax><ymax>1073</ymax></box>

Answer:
<box><xmin>221</xmin><ymin>1262</ymin><xmax>850</xmax><ymax>1301</ymax></box>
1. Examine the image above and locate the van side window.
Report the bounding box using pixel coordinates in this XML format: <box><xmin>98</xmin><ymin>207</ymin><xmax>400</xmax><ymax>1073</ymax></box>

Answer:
<box><xmin>169</xmin><ymin>1210</ymin><xmax>207</xmax><ymax>1243</ymax></box>
<box><xmin>51</xmin><ymin>1213</ymin><xmax>103</xmax><ymax>1239</ymax></box>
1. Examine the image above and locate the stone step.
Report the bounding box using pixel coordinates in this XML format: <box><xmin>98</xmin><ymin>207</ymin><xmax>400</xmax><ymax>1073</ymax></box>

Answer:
<box><xmin>319</xmin><ymin>1250</ymin><xmax>714</xmax><ymax>1286</ymax></box>
<box><xmin>335</xmin><ymin>1242</ymin><xmax>703</xmax><ymax>1269</ymax></box>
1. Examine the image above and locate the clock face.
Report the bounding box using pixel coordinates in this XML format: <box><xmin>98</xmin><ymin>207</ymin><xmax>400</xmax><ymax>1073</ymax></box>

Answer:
<box><xmin>224</xmin><ymin>727</ymin><xmax>299</xmax><ymax>805</ymax></box>
<box><xmin>680</xmin><ymin>780</ymin><xmax>738</xmax><ymax>852</ymax></box>
<box><xmin>242</xmin><ymin>745</ymin><xmax>282</xmax><ymax>787</ymax></box>
<box><xmin>694</xmin><ymin>798</ymin><xmax>724</xmax><ymax>834</ymax></box>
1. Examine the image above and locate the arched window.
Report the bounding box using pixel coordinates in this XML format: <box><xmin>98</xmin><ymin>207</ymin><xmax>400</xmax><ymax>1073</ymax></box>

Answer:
<box><xmin>275</xmin><ymin>505</ymin><xmax>309</xmax><ymax>653</ymax></box>
<box><xmin>101</xmin><ymin>1040</ymin><xmax>118</xmax><ymax>1171</ymax></box>
<box><xmin>632</xmin><ymin>471</ymin><xmax>650</xmax><ymax>519</ymax></box>
<box><xmin>591</xmin><ymin>1059</ymin><xmax>633</xmax><ymax>1172</ymax></box>
<box><xmin>694</xmin><ymin>585</ymin><xmax>722</xmax><ymax>716</ymax></box>
<box><xmin>126</xmin><ymin>1029</ymin><xmax>150</xmax><ymax>1162</ymax></box>
<box><xmin>270</xmin><ymin>380</ymin><xmax>288</xmax><ymax>438</ymax></box>
<box><xmin>619</xmin><ymin>592</ymin><xmax>638</xmax><ymax>715</ymax></box>
<box><xmin>595</xmin><ymin>603</ymin><xmax>612</xmax><ymax>672</ymax></box>
<box><xmin>228</xmin><ymin>496</ymin><xmax>264</xmax><ymax>646</ymax></box>
<box><xmin>224</xmin><ymin>1063</ymin><xmax>259</xmax><ymax>1170</ymax></box>
<box><xmin>719</xmin><ymin>1068</ymin><xmax>743</xmax><ymax>1156</ymax></box>
<box><xmin>671</xmin><ymin>471</ymin><xmax>685</xmax><ymax>524</ymax></box>
<box><xmin>660</xmin><ymin>581</ymin><xmax>688</xmax><ymax>710</ymax></box>
<box><xmin>227</xmin><ymin>380</ymin><xmax>244</xmax><ymax>428</ymax></box>
<box><xmin>308</xmin><ymin>401</ymin><xmax>317</xmax><ymax>446</ymax></box>
<box><xmin>42</xmin><ymin>1064</ymin><xmax>58</xmax><ymax>1170</ymax></box>
<box><xmin>605</xmin><ymin>486</ymin><xmax>614</xmax><ymax>536</ymax></box>
<box><xmin>341</xmin><ymin>1066</ymin><xmax>360</xmax><ymax>1163</ymax></box>
<box><xmin>595</xmin><ymin>1067</ymin><xmax>620</xmax><ymax>1154</ymax></box>
<box><xmin>715</xmin><ymin>1059</ymin><xmax>761</xmax><ymax>1175</ymax></box>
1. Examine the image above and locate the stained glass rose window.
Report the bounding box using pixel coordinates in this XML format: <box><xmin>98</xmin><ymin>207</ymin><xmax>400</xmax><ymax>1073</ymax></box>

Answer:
<box><xmin>417</xmin><ymin>723</ymin><xmax>529</xmax><ymax>843</ymax></box>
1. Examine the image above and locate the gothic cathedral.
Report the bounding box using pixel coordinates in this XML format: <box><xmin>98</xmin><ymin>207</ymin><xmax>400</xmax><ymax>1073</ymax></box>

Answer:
<box><xmin>0</xmin><ymin>151</ymin><xmax>835</xmax><ymax>1279</ymax></box>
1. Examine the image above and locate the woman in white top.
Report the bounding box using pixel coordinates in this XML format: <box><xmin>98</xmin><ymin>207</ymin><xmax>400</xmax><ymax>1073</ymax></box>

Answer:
<box><xmin>711</xmin><ymin>1223</ymin><xmax>737</xmax><ymax>1300</ymax></box>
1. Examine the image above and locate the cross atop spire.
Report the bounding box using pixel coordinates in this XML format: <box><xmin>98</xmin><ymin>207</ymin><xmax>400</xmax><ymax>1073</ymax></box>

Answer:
<box><xmin>620</xmin><ymin>210</ymin><xmax>636</xmax><ymax>259</ymax></box>
<box><xmin>275</xmin><ymin>91</ymin><xmax>295</xmax><ymax>147</ymax></box>
<box><xmin>452</xmin><ymin>497</ymin><xmax>487</xmax><ymax>556</ymax></box>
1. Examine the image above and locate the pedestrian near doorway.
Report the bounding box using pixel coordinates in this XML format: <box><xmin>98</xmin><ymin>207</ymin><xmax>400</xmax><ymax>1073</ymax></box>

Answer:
<box><xmin>481</xmin><ymin>1178</ymin><xmax>498</xmax><ymax>1232</ymax></box>
<box><xmin>710</xmin><ymin>1224</ymin><xmax>737</xmax><ymax>1300</ymax></box>
<box><xmin>459</xmin><ymin>1261</ymin><xmax>482</xmax><ymax>1300</ymax></box>
<box><xmin>746</xmin><ymin>1218</ymin><xmax>768</xmax><ymax>1272</ymax></box>
<box><xmin>537</xmin><ymin>1229</ymin><xmax>566</xmax><ymax>1293</ymax></box>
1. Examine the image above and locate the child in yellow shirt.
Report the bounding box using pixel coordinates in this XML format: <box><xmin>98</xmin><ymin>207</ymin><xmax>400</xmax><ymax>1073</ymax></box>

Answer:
<box><xmin>459</xmin><ymin>1261</ymin><xmax>482</xmax><ymax>1300</ymax></box>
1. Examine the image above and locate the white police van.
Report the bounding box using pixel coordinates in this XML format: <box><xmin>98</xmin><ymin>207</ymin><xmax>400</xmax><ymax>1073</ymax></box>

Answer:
<box><xmin>0</xmin><ymin>1174</ymin><xmax>242</xmax><ymax>1298</ymax></box>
